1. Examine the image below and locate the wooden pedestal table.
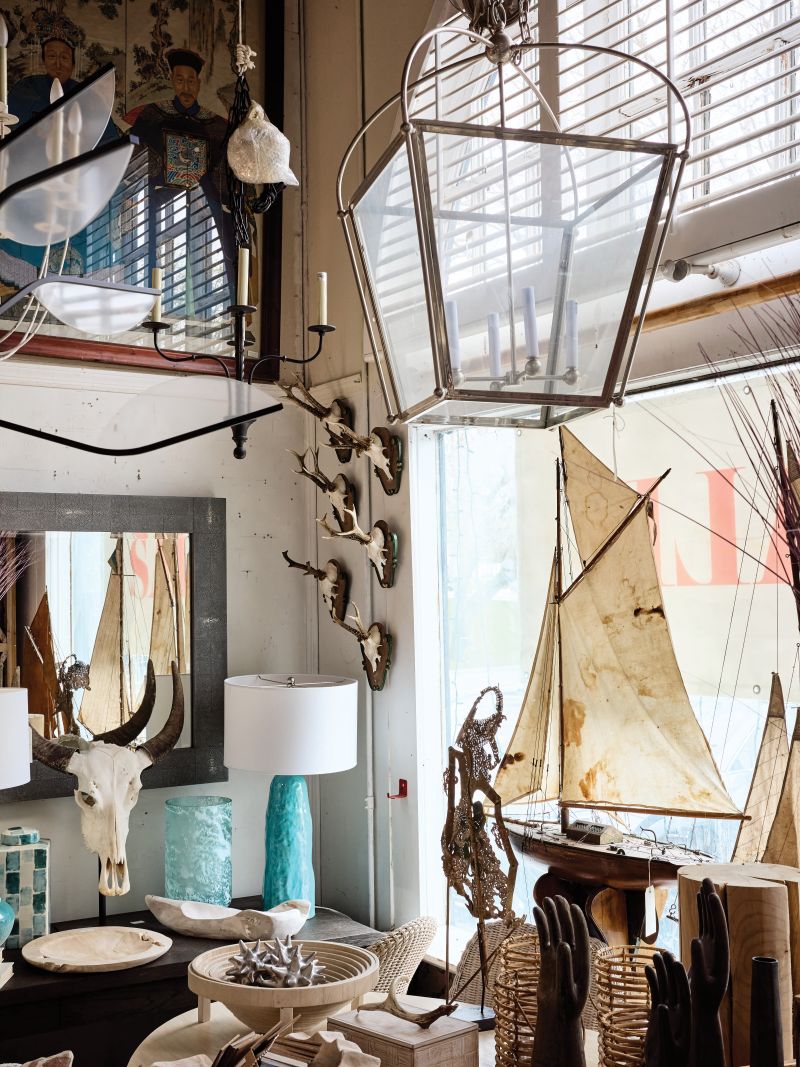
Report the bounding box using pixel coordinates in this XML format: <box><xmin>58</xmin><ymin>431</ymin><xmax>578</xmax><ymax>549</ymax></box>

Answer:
<box><xmin>678</xmin><ymin>863</ymin><xmax>800</xmax><ymax>1067</ymax></box>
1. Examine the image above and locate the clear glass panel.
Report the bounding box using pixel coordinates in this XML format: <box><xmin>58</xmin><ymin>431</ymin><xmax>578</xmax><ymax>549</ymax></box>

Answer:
<box><xmin>34</xmin><ymin>279</ymin><xmax>156</xmax><ymax>335</ymax></box>
<box><xmin>423</xmin><ymin>127</ymin><xmax>667</xmax><ymax>402</ymax></box>
<box><xmin>0</xmin><ymin>141</ymin><xmax>133</xmax><ymax>246</ymax></box>
<box><xmin>1</xmin><ymin>66</ymin><xmax>116</xmax><ymax>193</ymax></box>
<box><xmin>352</xmin><ymin>143</ymin><xmax>436</xmax><ymax>414</ymax></box>
<box><xmin>0</xmin><ymin>374</ymin><xmax>279</xmax><ymax>455</ymax></box>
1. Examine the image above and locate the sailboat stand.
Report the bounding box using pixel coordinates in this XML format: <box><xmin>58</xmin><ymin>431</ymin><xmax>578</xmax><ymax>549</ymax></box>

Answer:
<box><xmin>494</xmin><ymin>427</ymin><xmax>742</xmax><ymax>944</ymax></box>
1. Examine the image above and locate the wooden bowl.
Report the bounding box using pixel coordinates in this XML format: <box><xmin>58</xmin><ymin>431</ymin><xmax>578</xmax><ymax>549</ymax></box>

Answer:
<box><xmin>188</xmin><ymin>939</ymin><xmax>379</xmax><ymax>1032</ymax></box>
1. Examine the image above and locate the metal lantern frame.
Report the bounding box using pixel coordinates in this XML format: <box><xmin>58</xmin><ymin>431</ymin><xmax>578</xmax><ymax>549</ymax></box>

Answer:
<box><xmin>337</xmin><ymin>28</ymin><xmax>692</xmax><ymax>428</ymax></box>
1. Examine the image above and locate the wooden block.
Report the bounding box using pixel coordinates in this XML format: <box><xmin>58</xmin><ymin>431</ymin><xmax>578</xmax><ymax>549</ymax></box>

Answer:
<box><xmin>678</xmin><ymin>864</ymin><xmax>799</xmax><ymax>1067</ymax></box>
<box><xmin>330</xmin><ymin>1008</ymin><xmax>479</xmax><ymax>1067</ymax></box>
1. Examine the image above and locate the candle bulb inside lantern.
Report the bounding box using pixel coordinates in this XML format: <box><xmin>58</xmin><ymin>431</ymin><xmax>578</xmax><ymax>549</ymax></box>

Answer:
<box><xmin>0</xmin><ymin>15</ymin><xmax>8</xmax><ymax>111</ymax></box>
<box><xmin>236</xmin><ymin>246</ymin><xmax>250</xmax><ymax>306</ymax></box>
<box><xmin>49</xmin><ymin>79</ymin><xmax>64</xmax><ymax>164</ymax></box>
<box><xmin>445</xmin><ymin>300</ymin><xmax>461</xmax><ymax>374</ymax></box>
<box><xmin>565</xmin><ymin>299</ymin><xmax>579</xmax><ymax>382</ymax></box>
<box><xmin>488</xmin><ymin>312</ymin><xmax>502</xmax><ymax>379</ymax></box>
<box><xmin>151</xmin><ymin>266</ymin><xmax>163</xmax><ymax>322</ymax></box>
<box><xmin>522</xmin><ymin>287</ymin><xmax>540</xmax><ymax>363</ymax></box>
<box><xmin>317</xmin><ymin>271</ymin><xmax>328</xmax><ymax>325</ymax></box>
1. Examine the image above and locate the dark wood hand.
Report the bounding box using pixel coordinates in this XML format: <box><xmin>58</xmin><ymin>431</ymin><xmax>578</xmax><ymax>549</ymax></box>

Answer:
<box><xmin>533</xmin><ymin>895</ymin><xmax>590</xmax><ymax>1067</ymax></box>
<box><xmin>645</xmin><ymin>950</ymin><xmax>691</xmax><ymax>1067</ymax></box>
<box><xmin>689</xmin><ymin>878</ymin><xmax>729</xmax><ymax>1067</ymax></box>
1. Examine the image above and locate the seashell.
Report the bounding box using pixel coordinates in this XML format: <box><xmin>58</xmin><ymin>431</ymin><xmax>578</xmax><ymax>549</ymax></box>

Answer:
<box><xmin>227</xmin><ymin>102</ymin><xmax>299</xmax><ymax>186</ymax></box>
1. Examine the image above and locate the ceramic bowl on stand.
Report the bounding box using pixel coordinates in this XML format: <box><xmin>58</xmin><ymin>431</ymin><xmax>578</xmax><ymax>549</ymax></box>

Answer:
<box><xmin>188</xmin><ymin>939</ymin><xmax>379</xmax><ymax>1032</ymax></box>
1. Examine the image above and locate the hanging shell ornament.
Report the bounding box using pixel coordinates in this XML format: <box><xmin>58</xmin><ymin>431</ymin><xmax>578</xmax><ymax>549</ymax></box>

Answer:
<box><xmin>227</xmin><ymin>102</ymin><xmax>299</xmax><ymax>186</ymax></box>
<box><xmin>224</xmin><ymin>935</ymin><xmax>327</xmax><ymax>988</ymax></box>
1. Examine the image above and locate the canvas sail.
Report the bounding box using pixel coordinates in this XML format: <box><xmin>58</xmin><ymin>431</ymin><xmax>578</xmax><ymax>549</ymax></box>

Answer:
<box><xmin>149</xmin><ymin>536</ymin><xmax>177</xmax><ymax>675</ymax></box>
<box><xmin>21</xmin><ymin>592</ymin><xmax>58</xmax><ymax>738</ymax></box>
<box><xmin>731</xmin><ymin>674</ymin><xmax>790</xmax><ymax>863</ymax></box>
<box><xmin>762</xmin><ymin>711</ymin><xmax>800</xmax><ymax>865</ymax></box>
<box><xmin>560</xmin><ymin>427</ymin><xmax>639</xmax><ymax>562</ymax></box>
<box><xmin>558</xmin><ymin>506</ymin><xmax>740</xmax><ymax>817</ymax></box>
<box><xmin>78</xmin><ymin>541</ymin><xmax>130</xmax><ymax>736</ymax></box>
<box><xmin>494</xmin><ymin>558</ymin><xmax>560</xmax><ymax>805</ymax></box>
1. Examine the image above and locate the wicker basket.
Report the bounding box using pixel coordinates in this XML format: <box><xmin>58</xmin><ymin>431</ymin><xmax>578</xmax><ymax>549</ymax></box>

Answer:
<box><xmin>494</xmin><ymin>934</ymin><xmax>541</xmax><ymax>1067</ymax></box>
<box><xmin>595</xmin><ymin>944</ymin><xmax>659</xmax><ymax>1067</ymax></box>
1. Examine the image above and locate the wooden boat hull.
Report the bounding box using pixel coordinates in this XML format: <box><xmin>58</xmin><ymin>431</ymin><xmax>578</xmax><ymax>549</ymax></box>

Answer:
<box><xmin>506</xmin><ymin>819</ymin><xmax>708</xmax><ymax>891</ymax></box>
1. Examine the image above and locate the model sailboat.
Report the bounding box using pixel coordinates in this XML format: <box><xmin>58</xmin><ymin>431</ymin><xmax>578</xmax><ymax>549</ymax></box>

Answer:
<box><xmin>495</xmin><ymin>427</ymin><xmax>740</xmax><ymax>893</ymax></box>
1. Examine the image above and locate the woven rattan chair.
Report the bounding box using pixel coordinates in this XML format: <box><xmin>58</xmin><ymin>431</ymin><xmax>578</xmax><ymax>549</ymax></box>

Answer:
<box><xmin>451</xmin><ymin>920</ymin><xmax>602</xmax><ymax>1029</ymax></box>
<box><xmin>368</xmin><ymin>915</ymin><xmax>438</xmax><ymax>995</ymax></box>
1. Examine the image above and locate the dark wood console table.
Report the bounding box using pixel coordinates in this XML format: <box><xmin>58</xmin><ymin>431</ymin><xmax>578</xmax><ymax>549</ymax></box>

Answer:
<box><xmin>0</xmin><ymin>900</ymin><xmax>379</xmax><ymax>1067</ymax></box>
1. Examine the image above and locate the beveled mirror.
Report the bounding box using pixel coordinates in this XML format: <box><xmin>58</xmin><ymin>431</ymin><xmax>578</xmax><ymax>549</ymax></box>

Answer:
<box><xmin>0</xmin><ymin>492</ymin><xmax>227</xmax><ymax>801</ymax></box>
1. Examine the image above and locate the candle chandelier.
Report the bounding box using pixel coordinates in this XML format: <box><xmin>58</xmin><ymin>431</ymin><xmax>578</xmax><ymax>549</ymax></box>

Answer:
<box><xmin>0</xmin><ymin>16</ymin><xmax>328</xmax><ymax>460</ymax></box>
<box><xmin>337</xmin><ymin>1</ymin><xmax>691</xmax><ymax>428</ymax></box>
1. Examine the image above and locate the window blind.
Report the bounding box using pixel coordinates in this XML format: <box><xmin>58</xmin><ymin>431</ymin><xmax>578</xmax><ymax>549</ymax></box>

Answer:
<box><xmin>415</xmin><ymin>1</ymin><xmax>800</xmax><ymax>226</ymax></box>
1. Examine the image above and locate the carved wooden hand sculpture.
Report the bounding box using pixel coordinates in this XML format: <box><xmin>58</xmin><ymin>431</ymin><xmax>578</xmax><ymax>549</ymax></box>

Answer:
<box><xmin>689</xmin><ymin>878</ymin><xmax>729</xmax><ymax>1067</ymax></box>
<box><xmin>532</xmin><ymin>895</ymin><xmax>590</xmax><ymax>1067</ymax></box>
<box><xmin>645</xmin><ymin>950</ymin><xmax>691</xmax><ymax>1067</ymax></box>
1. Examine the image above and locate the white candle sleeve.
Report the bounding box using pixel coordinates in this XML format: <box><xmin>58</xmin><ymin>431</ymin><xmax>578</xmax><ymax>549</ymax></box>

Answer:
<box><xmin>0</xmin><ymin>16</ymin><xmax>8</xmax><ymax>109</ymax></box>
<box><xmin>522</xmin><ymin>287</ymin><xmax>539</xmax><ymax>360</ymax></box>
<box><xmin>151</xmin><ymin>267</ymin><xmax>163</xmax><ymax>321</ymax></box>
<box><xmin>237</xmin><ymin>247</ymin><xmax>250</xmax><ymax>306</ymax></box>
<box><xmin>49</xmin><ymin>80</ymin><xmax>64</xmax><ymax>165</ymax></box>
<box><xmin>565</xmin><ymin>299</ymin><xmax>579</xmax><ymax>371</ymax></box>
<box><xmin>445</xmin><ymin>300</ymin><xmax>461</xmax><ymax>372</ymax></box>
<box><xmin>317</xmin><ymin>272</ymin><xmax>328</xmax><ymax>325</ymax></box>
<box><xmin>488</xmin><ymin>312</ymin><xmax>502</xmax><ymax>378</ymax></box>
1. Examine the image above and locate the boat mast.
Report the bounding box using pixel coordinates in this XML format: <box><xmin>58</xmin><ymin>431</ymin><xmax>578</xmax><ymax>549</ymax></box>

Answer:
<box><xmin>556</xmin><ymin>458</ymin><xmax>568</xmax><ymax>833</ymax></box>
<box><xmin>771</xmin><ymin>400</ymin><xmax>800</xmax><ymax>631</ymax></box>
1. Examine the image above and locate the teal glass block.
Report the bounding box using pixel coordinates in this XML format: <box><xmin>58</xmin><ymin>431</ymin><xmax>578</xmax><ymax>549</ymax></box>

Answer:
<box><xmin>34</xmin><ymin>849</ymin><xmax>47</xmax><ymax>869</ymax></box>
<box><xmin>33</xmin><ymin>869</ymin><xmax>46</xmax><ymax>893</ymax></box>
<box><xmin>263</xmin><ymin>775</ymin><xmax>315</xmax><ymax>917</ymax></box>
<box><xmin>7</xmin><ymin>852</ymin><xmax>18</xmax><ymax>873</ymax></box>
<box><xmin>164</xmin><ymin>796</ymin><xmax>232</xmax><ymax>906</ymax></box>
<box><xmin>5</xmin><ymin>873</ymin><xmax>18</xmax><ymax>894</ymax></box>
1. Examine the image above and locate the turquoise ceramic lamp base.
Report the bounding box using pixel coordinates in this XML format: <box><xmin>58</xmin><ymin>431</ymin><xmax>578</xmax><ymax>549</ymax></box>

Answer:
<box><xmin>263</xmin><ymin>774</ymin><xmax>315</xmax><ymax>918</ymax></box>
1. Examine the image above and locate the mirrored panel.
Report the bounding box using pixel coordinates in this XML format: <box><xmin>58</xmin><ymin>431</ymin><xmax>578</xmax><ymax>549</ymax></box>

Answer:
<box><xmin>10</xmin><ymin>530</ymin><xmax>192</xmax><ymax>746</ymax></box>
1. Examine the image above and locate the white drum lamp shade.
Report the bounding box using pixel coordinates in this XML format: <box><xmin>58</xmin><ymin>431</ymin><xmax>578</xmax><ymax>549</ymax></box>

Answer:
<box><xmin>0</xmin><ymin>688</ymin><xmax>30</xmax><ymax>788</ymax></box>
<box><xmin>223</xmin><ymin>674</ymin><xmax>358</xmax><ymax>775</ymax></box>
<box><xmin>223</xmin><ymin>674</ymin><xmax>359</xmax><ymax>917</ymax></box>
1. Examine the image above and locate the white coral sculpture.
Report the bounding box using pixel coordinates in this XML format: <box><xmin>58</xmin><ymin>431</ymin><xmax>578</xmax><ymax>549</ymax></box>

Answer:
<box><xmin>224</xmin><ymin>935</ymin><xmax>327</xmax><ymax>988</ymax></box>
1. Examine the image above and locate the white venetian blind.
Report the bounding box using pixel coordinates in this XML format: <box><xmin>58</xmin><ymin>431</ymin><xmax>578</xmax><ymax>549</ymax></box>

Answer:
<box><xmin>415</xmin><ymin>0</ymin><xmax>800</xmax><ymax>227</ymax></box>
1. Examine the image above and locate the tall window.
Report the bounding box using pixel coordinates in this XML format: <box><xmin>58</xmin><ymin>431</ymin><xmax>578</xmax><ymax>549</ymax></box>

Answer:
<box><xmin>420</xmin><ymin>371</ymin><xmax>799</xmax><ymax>950</ymax></box>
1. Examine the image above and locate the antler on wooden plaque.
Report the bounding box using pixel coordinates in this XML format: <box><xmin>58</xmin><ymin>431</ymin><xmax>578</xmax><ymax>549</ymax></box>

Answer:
<box><xmin>289</xmin><ymin>448</ymin><xmax>357</xmax><ymax>532</ymax></box>
<box><xmin>278</xmin><ymin>378</ymin><xmax>355</xmax><ymax>463</ymax></box>
<box><xmin>332</xmin><ymin>603</ymin><xmax>392</xmax><ymax>691</ymax></box>
<box><xmin>282</xmin><ymin>551</ymin><xmax>349</xmax><ymax>622</ymax></box>
<box><xmin>317</xmin><ymin>508</ymin><xmax>397</xmax><ymax>589</ymax></box>
<box><xmin>280</xmin><ymin>377</ymin><xmax>402</xmax><ymax>495</ymax></box>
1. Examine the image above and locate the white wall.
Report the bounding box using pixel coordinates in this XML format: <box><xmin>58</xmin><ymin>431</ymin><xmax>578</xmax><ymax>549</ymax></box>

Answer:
<box><xmin>0</xmin><ymin>362</ymin><xmax>311</xmax><ymax>923</ymax></box>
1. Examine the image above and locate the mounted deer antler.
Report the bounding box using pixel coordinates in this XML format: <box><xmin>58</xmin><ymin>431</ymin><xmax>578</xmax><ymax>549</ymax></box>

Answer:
<box><xmin>317</xmin><ymin>508</ymin><xmax>397</xmax><ymax>589</ymax></box>
<box><xmin>289</xmin><ymin>448</ymin><xmax>356</xmax><ymax>531</ymax></box>
<box><xmin>324</xmin><ymin>424</ymin><xmax>403</xmax><ymax>496</ymax></box>
<box><xmin>278</xmin><ymin>378</ymin><xmax>355</xmax><ymax>463</ymax></box>
<box><xmin>282</xmin><ymin>550</ymin><xmax>349</xmax><ymax>622</ymax></box>
<box><xmin>332</xmin><ymin>603</ymin><xmax>392</xmax><ymax>691</ymax></box>
<box><xmin>279</xmin><ymin>377</ymin><xmax>402</xmax><ymax>494</ymax></box>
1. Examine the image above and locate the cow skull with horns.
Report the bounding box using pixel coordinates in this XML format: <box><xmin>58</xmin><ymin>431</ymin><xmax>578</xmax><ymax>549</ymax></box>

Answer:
<box><xmin>31</xmin><ymin>659</ymin><xmax>184</xmax><ymax>896</ymax></box>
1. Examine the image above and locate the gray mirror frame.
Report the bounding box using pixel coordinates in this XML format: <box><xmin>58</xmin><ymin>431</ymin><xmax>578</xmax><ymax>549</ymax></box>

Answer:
<box><xmin>0</xmin><ymin>491</ymin><xmax>228</xmax><ymax>802</ymax></box>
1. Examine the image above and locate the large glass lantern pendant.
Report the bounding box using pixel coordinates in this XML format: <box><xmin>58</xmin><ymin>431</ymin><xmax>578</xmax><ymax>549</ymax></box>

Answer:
<box><xmin>337</xmin><ymin>28</ymin><xmax>691</xmax><ymax>428</ymax></box>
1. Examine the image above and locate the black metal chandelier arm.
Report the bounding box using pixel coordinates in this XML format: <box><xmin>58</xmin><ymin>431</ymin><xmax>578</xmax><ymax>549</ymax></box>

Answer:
<box><xmin>247</xmin><ymin>325</ymin><xmax>335</xmax><ymax>382</ymax></box>
<box><xmin>152</xmin><ymin>330</ymin><xmax>231</xmax><ymax>378</ymax></box>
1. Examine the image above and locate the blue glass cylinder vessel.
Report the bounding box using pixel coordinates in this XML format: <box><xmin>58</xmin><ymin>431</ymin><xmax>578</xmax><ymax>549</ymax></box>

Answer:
<box><xmin>263</xmin><ymin>775</ymin><xmax>315</xmax><ymax>916</ymax></box>
<box><xmin>0</xmin><ymin>898</ymin><xmax>14</xmax><ymax>947</ymax></box>
<box><xmin>164</xmin><ymin>796</ymin><xmax>232</xmax><ymax>905</ymax></box>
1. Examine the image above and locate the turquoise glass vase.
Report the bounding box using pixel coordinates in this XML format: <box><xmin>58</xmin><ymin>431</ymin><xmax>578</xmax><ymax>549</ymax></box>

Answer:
<box><xmin>0</xmin><ymin>897</ymin><xmax>13</xmax><ymax>947</ymax></box>
<box><xmin>263</xmin><ymin>775</ymin><xmax>315</xmax><ymax>917</ymax></box>
<box><xmin>164</xmin><ymin>796</ymin><xmax>232</xmax><ymax>905</ymax></box>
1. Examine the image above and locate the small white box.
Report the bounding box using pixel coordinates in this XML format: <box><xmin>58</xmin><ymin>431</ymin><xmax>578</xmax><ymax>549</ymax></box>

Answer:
<box><xmin>328</xmin><ymin>1008</ymin><xmax>479</xmax><ymax>1067</ymax></box>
